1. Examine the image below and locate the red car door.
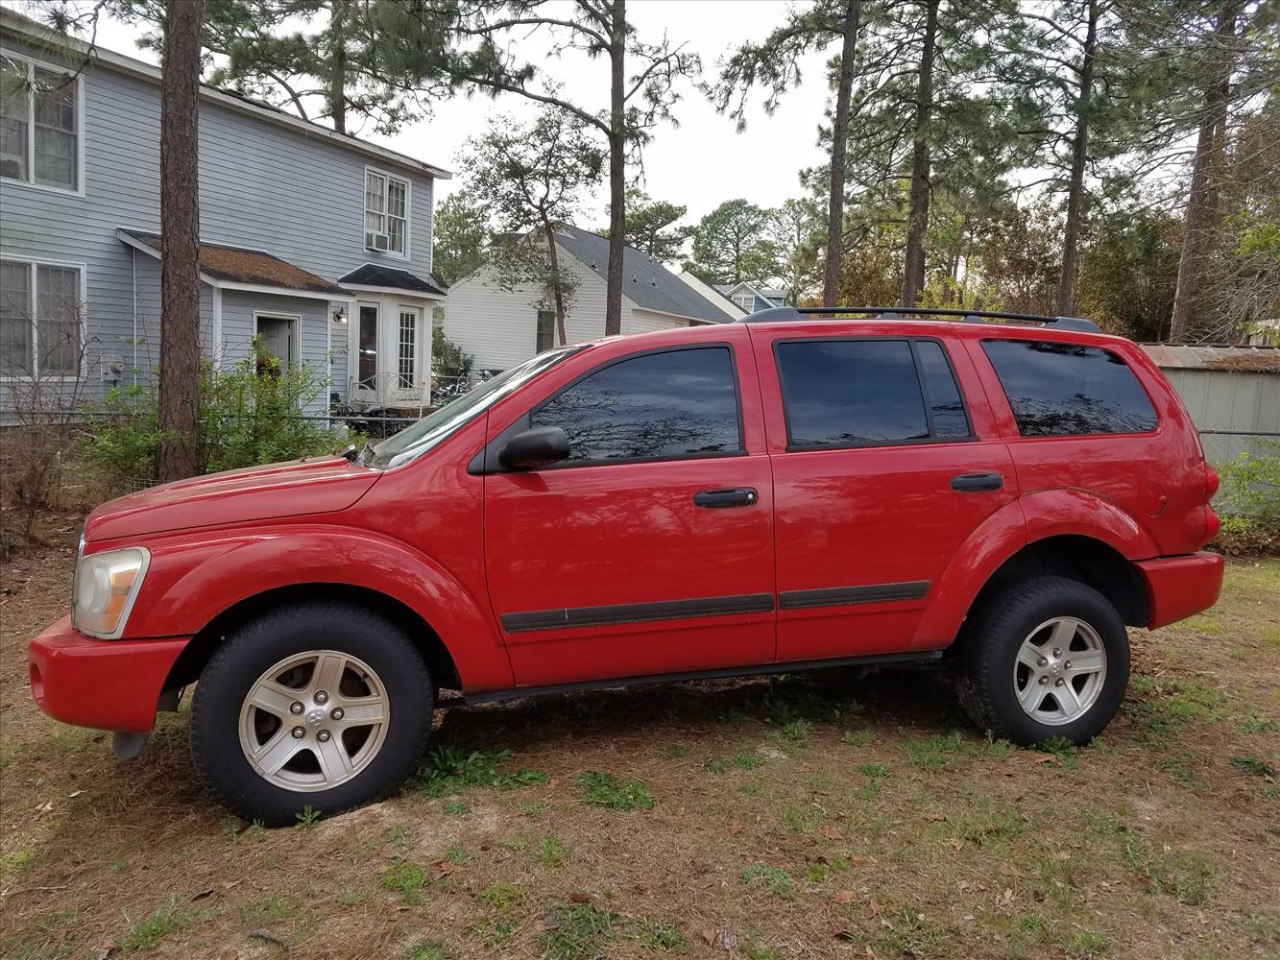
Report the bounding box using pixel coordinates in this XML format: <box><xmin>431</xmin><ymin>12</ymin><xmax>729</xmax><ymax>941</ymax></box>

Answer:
<box><xmin>482</xmin><ymin>330</ymin><xmax>776</xmax><ymax>688</ymax></box>
<box><xmin>752</xmin><ymin>325</ymin><xmax>1019</xmax><ymax>662</ymax></box>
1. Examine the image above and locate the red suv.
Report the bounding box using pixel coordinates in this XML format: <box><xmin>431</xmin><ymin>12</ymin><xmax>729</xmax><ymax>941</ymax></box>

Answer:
<box><xmin>29</xmin><ymin>307</ymin><xmax>1224</xmax><ymax>824</ymax></box>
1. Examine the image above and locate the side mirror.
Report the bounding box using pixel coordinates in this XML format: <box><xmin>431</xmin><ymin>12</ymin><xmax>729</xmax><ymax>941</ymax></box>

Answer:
<box><xmin>498</xmin><ymin>425</ymin><xmax>570</xmax><ymax>470</ymax></box>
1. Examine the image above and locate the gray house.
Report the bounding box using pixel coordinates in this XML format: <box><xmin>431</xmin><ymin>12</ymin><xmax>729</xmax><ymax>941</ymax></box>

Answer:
<box><xmin>715</xmin><ymin>282</ymin><xmax>789</xmax><ymax>313</ymax></box>
<box><xmin>0</xmin><ymin>9</ymin><xmax>450</xmax><ymax>418</ymax></box>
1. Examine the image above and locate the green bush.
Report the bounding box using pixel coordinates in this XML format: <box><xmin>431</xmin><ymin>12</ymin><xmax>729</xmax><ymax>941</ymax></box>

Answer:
<box><xmin>1217</xmin><ymin>441</ymin><xmax>1280</xmax><ymax>523</ymax></box>
<box><xmin>84</xmin><ymin>349</ymin><xmax>350</xmax><ymax>485</ymax></box>
<box><xmin>432</xmin><ymin>325</ymin><xmax>474</xmax><ymax>381</ymax></box>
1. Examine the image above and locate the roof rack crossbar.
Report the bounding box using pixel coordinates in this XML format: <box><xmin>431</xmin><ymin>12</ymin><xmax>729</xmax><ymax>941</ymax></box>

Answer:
<box><xmin>736</xmin><ymin>305</ymin><xmax>1101</xmax><ymax>333</ymax></box>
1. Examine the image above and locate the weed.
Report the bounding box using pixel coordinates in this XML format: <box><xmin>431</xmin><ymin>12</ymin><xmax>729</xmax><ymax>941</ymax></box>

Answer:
<box><xmin>661</xmin><ymin>744</ymin><xmax>689</xmax><ymax>758</ymax></box>
<box><xmin>539</xmin><ymin>835</ymin><xmax>569</xmax><ymax>868</ymax></box>
<box><xmin>1231</xmin><ymin>755</ymin><xmax>1277</xmax><ymax>777</ymax></box>
<box><xmin>122</xmin><ymin>900</ymin><xmax>205</xmax><ymax>951</ymax></box>
<box><xmin>414</xmin><ymin>747</ymin><xmax>547</xmax><ymax>797</ymax></box>
<box><xmin>1157</xmin><ymin>756</ymin><xmax>1199</xmax><ymax>784</ymax></box>
<box><xmin>1071</xmin><ymin>929</ymin><xmax>1107</xmax><ymax>957</ymax></box>
<box><xmin>742</xmin><ymin>865</ymin><xmax>795</xmax><ymax>897</ymax></box>
<box><xmin>1128</xmin><ymin>675</ymin><xmax>1226</xmax><ymax>735</ymax></box>
<box><xmin>1239</xmin><ymin>715</ymin><xmax>1280</xmax><ymax>734</ymax></box>
<box><xmin>522</xmin><ymin>801</ymin><xmax>552</xmax><ymax>816</ymax></box>
<box><xmin>294</xmin><ymin>804</ymin><xmax>322</xmax><ymax>828</ymax></box>
<box><xmin>1038</xmin><ymin>737</ymin><xmax>1080</xmax><ymax>768</ymax></box>
<box><xmin>743</xmin><ymin>941</ymin><xmax>780</xmax><ymax>960</ymax></box>
<box><xmin>842</xmin><ymin>728</ymin><xmax>873</xmax><ymax>746</ymax></box>
<box><xmin>444</xmin><ymin>843</ymin><xmax>471</xmax><ymax>865</ymax></box>
<box><xmin>576</xmin><ymin>771</ymin><xmax>655</xmax><ymax>810</ymax></box>
<box><xmin>629</xmin><ymin>918</ymin><xmax>684</xmax><ymax>950</ymax></box>
<box><xmin>704</xmin><ymin>757</ymin><xmax>730</xmax><ymax>774</ymax></box>
<box><xmin>389</xmin><ymin>823</ymin><xmax>408</xmax><ymax>844</ymax></box>
<box><xmin>540</xmin><ymin>902</ymin><xmax>617</xmax><ymax>960</ymax></box>
<box><xmin>444</xmin><ymin>800</ymin><xmax>469</xmax><ymax>816</ymax></box>
<box><xmin>775</xmin><ymin>718</ymin><xmax>812</xmax><ymax>744</ymax></box>
<box><xmin>859</xmin><ymin>761</ymin><xmax>889</xmax><ymax>778</ymax></box>
<box><xmin>245</xmin><ymin>820</ymin><xmax>267</xmax><ymax>843</ymax></box>
<box><xmin>381</xmin><ymin>859</ymin><xmax>429</xmax><ymax>905</ymax></box>
<box><xmin>479</xmin><ymin>883</ymin><xmax>524</xmax><ymax>912</ymax></box>
<box><xmin>903</xmin><ymin>731</ymin><xmax>977</xmax><ymax>768</ymax></box>
<box><xmin>408</xmin><ymin>941</ymin><xmax>450</xmax><ymax>960</ymax></box>
<box><xmin>1264</xmin><ymin>786</ymin><xmax>1280</xmax><ymax>800</ymax></box>
<box><xmin>732</xmin><ymin>752</ymin><xmax>765</xmax><ymax>769</ymax></box>
<box><xmin>982</xmin><ymin>733</ymin><xmax>1017</xmax><ymax>760</ymax></box>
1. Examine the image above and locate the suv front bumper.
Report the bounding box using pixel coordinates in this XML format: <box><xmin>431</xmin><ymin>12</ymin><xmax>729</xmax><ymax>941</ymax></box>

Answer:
<box><xmin>28</xmin><ymin>617</ymin><xmax>190</xmax><ymax>733</ymax></box>
<box><xmin>1136</xmin><ymin>552</ymin><xmax>1225</xmax><ymax>629</ymax></box>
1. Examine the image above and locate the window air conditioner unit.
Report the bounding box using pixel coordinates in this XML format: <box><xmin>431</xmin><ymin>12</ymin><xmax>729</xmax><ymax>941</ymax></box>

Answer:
<box><xmin>365</xmin><ymin>231</ymin><xmax>390</xmax><ymax>252</ymax></box>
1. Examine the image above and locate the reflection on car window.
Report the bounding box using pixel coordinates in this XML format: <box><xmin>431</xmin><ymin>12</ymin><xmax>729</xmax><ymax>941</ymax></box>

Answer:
<box><xmin>532</xmin><ymin>347</ymin><xmax>742</xmax><ymax>463</ymax></box>
<box><xmin>982</xmin><ymin>340</ymin><xmax>1158</xmax><ymax>436</ymax></box>
<box><xmin>915</xmin><ymin>340</ymin><xmax>971</xmax><ymax>439</ymax></box>
<box><xmin>777</xmin><ymin>340</ymin><xmax>929</xmax><ymax>447</ymax></box>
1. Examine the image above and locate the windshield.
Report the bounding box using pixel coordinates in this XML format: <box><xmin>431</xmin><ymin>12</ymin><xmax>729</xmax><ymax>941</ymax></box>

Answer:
<box><xmin>368</xmin><ymin>345</ymin><xmax>585</xmax><ymax>470</ymax></box>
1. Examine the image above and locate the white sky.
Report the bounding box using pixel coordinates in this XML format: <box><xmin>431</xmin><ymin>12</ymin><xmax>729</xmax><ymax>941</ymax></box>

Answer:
<box><xmin>56</xmin><ymin>0</ymin><xmax>836</xmax><ymax>226</ymax></box>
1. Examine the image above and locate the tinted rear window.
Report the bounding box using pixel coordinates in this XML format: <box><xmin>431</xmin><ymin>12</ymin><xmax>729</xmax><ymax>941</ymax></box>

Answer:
<box><xmin>916</xmin><ymin>340</ymin><xmax>971</xmax><ymax>439</ymax></box>
<box><xmin>982</xmin><ymin>340</ymin><xmax>1158</xmax><ymax>436</ymax></box>
<box><xmin>776</xmin><ymin>340</ymin><xmax>930</xmax><ymax>447</ymax></box>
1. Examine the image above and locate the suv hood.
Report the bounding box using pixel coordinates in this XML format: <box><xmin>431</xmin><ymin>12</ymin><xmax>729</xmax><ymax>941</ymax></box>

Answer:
<box><xmin>83</xmin><ymin>457</ymin><xmax>381</xmax><ymax>542</ymax></box>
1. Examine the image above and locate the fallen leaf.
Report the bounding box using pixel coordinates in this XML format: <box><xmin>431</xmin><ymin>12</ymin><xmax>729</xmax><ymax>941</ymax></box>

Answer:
<box><xmin>1025</xmin><ymin>752</ymin><xmax>1057</xmax><ymax>765</ymax></box>
<box><xmin>92</xmin><ymin>942</ymin><xmax>118</xmax><ymax>960</ymax></box>
<box><xmin>928</xmin><ymin>812</ymin><xmax>947</xmax><ymax>822</ymax></box>
<box><xmin>433</xmin><ymin>860</ymin><xmax>456</xmax><ymax>874</ymax></box>
<box><xmin>191</xmin><ymin>889</ymin><xmax>214</xmax><ymax>902</ymax></box>
<box><xmin>701</xmin><ymin>928</ymin><xmax>717</xmax><ymax>946</ymax></box>
<box><xmin>728</xmin><ymin>820</ymin><xmax>742</xmax><ymax>835</ymax></box>
<box><xmin>836</xmin><ymin>890</ymin><xmax>857</xmax><ymax>904</ymax></box>
<box><xmin>67</xmin><ymin>790</ymin><xmax>83</xmax><ymax>799</ymax></box>
<box><xmin>568</xmin><ymin>892</ymin><xmax>590</xmax><ymax>903</ymax></box>
<box><xmin>867</xmin><ymin>898</ymin><xmax>884</xmax><ymax>917</ymax></box>
<box><xmin>221</xmin><ymin>880</ymin><xmax>241</xmax><ymax>890</ymax></box>
<box><xmin>36</xmin><ymin>801</ymin><xmax>53</xmax><ymax>814</ymax></box>
<box><xmin>821</xmin><ymin>825</ymin><xmax>843</xmax><ymax>841</ymax></box>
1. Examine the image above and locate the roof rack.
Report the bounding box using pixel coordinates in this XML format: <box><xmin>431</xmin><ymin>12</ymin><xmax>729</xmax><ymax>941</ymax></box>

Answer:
<box><xmin>736</xmin><ymin>305</ymin><xmax>1101</xmax><ymax>333</ymax></box>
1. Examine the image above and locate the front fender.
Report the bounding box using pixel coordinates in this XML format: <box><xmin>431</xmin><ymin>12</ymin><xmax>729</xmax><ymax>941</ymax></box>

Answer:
<box><xmin>122</xmin><ymin>524</ymin><xmax>514</xmax><ymax>691</ymax></box>
<box><xmin>912</xmin><ymin>489</ymin><xmax>1159</xmax><ymax>648</ymax></box>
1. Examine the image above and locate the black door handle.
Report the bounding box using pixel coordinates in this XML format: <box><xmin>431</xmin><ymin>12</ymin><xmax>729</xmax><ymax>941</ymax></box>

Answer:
<box><xmin>693</xmin><ymin>487</ymin><xmax>759</xmax><ymax>508</ymax></box>
<box><xmin>951</xmin><ymin>472</ymin><xmax>1004</xmax><ymax>492</ymax></box>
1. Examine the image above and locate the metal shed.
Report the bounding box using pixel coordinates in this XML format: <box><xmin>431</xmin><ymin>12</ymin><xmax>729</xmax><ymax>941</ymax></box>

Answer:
<box><xmin>1139</xmin><ymin>344</ymin><xmax>1280</xmax><ymax>465</ymax></box>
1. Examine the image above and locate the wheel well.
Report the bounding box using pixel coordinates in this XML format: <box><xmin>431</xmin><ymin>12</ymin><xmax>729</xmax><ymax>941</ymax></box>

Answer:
<box><xmin>970</xmin><ymin>536</ymin><xmax>1149</xmax><ymax>628</ymax></box>
<box><xmin>161</xmin><ymin>584</ymin><xmax>462</xmax><ymax>695</ymax></box>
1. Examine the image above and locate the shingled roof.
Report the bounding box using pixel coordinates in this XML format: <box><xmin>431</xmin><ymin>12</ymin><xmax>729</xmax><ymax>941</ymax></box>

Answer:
<box><xmin>118</xmin><ymin>230</ymin><xmax>347</xmax><ymax>296</ymax></box>
<box><xmin>555</xmin><ymin>226</ymin><xmax>739</xmax><ymax>325</ymax></box>
<box><xmin>338</xmin><ymin>263</ymin><xmax>449</xmax><ymax>297</ymax></box>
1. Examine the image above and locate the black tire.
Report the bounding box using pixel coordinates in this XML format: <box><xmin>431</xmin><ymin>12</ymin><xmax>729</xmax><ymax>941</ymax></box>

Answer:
<box><xmin>956</xmin><ymin>576</ymin><xmax>1129</xmax><ymax>746</ymax></box>
<box><xmin>191</xmin><ymin>602</ymin><xmax>433</xmax><ymax>826</ymax></box>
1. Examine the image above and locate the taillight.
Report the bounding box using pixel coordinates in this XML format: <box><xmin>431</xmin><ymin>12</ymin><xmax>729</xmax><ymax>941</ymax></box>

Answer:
<box><xmin>1204</xmin><ymin>507</ymin><xmax>1221</xmax><ymax>545</ymax></box>
<box><xmin>1205</xmin><ymin>464</ymin><xmax>1220</xmax><ymax>501</ymax></box>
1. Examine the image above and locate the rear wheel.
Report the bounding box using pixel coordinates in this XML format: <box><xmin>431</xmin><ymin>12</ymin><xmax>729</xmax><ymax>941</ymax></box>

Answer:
<box><xmin>191</xmin><ymin>602</ymin><xmax>432</xmax><ymax>825</ymax></box>
<box><xmin>957</xmin><ymin>576</ymin><xmax>1129</xmax><ymax>746</ymax></box>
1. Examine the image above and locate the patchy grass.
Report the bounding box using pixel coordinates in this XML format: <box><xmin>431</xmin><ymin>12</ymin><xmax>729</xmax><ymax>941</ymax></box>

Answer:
<box><xmin>1</xmin><ymin>543</ymin><xmax>1278</xmax><ymax>960</ymax></box>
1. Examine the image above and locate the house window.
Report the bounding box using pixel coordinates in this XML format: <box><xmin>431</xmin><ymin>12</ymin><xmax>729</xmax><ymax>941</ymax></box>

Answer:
<box><xmin>358</xmin><ymin>303</ymin><xmax>378</xmax><ymax>386</ymax></box>
<box><xmin>365</xmin><ymin>169</ymin><xmax>408</xmax><ymax>255</ymax></box>
<box><xmin>398</xmin><ymin>310</ymin><xmax>417</xmax><ymax>388</ymax></box>
<box><xmin>732</xmin><ymin>292</ymin><xmax>756</xmax><ymax>312</ymax></box>
<box><xmin>0</xmin><ymin>258</ymin><xmax>82</xmax><ymax>377</ymax></box>
<box><xmin>1</xmin><ymin>55</ymin><xmax>80</xmax><ymax>191</ymax></box>
<box><xmin>535</xmin><ymin>309</ymin><xmax>555</xmax><ymax>353</ymax></box>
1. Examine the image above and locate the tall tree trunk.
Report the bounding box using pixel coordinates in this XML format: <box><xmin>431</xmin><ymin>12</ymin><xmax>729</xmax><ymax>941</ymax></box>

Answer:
<box><xmin>328</xmin><ymin>0</ymin><xmax>348</xmax><ymax>134</ymax></box>
<box><xmin>1169</xmin><ymin>0</ymin><xmax>1239</xmax><ymax>343</ymax></box>
<box><xmin>541</xmin><ymin>215</ymin><xmax>568</xmax><ymax>345</ymax></box>
<box><xmin>157</xmin><ymin>0</ymin><xmax>205</xmax><ymax>484</ymax></box>
<box><xmin>824</xmin><ymin>0</ymin><xmax>861</xmax><ymax>307</ymax></box>
<box><xmin>1057</xmin><ymin>0</ymin><xmax>1098</xmax><ymax>317</ymax></box>
<box><xmin>900</xmin><ymin>0</ymin><xmax>938</xmax><ymax>308</ymax></box>
<box><xmin>603</xmin><ymin>0</ymin><xmax>626</xmax><ymax>337</ymax></box>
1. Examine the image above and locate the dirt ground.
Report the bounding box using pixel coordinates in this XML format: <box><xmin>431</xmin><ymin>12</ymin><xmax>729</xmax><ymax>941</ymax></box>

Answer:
<box><xmin>1</xmin><ymin>516</ymin><xmax>1277</xmax><ymax>960</ymax></box>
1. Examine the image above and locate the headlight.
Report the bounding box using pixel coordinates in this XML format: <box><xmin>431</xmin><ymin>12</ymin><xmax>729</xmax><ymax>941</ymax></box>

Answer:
<box><xmin>72</xmin><ymin>547</ymin><xmax>150</xmax><ymax>639</ymax></box>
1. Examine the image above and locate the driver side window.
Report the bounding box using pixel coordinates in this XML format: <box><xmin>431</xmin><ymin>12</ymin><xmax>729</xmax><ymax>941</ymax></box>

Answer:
<box><xmin>531</xmin><ymin>346</ymin><xmax>743</xmax><ymax>464</ymax></box>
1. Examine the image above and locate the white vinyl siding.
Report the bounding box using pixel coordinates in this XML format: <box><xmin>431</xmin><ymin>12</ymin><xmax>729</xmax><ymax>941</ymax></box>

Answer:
<box><xmin>0</xmin><ymin>53</ymin><xmax>80</xmax><ymax>191</ymax></box>
<box><xmin>0</xmin><ymin>257</ymin><xmax>83</xmax><ymax>377</ymax></box>
<box><xmin>364</xmin><ymin>168</ymin><xmax>408</xmax><ymax>256</ymax></box>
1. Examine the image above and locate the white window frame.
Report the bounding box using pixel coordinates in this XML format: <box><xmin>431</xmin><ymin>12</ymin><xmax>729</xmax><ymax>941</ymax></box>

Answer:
<box><xmin>363</xmin><ymin>165</ymin><xmax>411</xmax><ymax>260</ymax></box>
<box><xmin>0</xmin><ymin>255</ymin><xmax>87</xmax><ymax>381</ymax></box>
<box><xmin>396</xmin><ymin>304</ymin><xmax>421</xmax><ymax>388</ymax></box>
<box><xmin>252</xmin><ymin>311</ymin><xmax>302</xmax><ymax>370</ymax></box>
<box><xmin>732</xmin><ymin>292</ymin><xmax>756</xmax><ymax>312</ymax></box>
<box><xmin>0</xmin><ymin>50</ymin><xmax>85</xmax><ymax>197</ymax></box>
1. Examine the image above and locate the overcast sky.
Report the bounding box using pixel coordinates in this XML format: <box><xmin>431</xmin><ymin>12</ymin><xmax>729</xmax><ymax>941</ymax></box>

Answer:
<box><xmin>52</xmin><ymin>0</ymin><xmax>836</xmax><ymax>226</ymax></box>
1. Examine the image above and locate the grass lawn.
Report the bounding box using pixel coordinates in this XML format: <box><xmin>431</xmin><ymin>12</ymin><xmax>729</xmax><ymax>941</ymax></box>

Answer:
<box><xmin>1</xmin><ymin>531</ymin><xmax>1277</xmax><ymax>960</ymax></box>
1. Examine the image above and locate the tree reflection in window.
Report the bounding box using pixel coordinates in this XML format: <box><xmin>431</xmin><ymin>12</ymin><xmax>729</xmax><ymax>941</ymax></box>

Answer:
<box><xmin>532</xmin><ymin>347</ymin><xmax>742</xmax><ymax>462</ymax></box>
<box><xmin>982</xmin><ymin>340</ymin><xmax>1158</xmax><ymax>437</ymax></box>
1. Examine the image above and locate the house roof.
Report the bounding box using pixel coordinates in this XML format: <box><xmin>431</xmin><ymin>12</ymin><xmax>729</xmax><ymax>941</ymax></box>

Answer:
<box><xmin>716</xmin><ymin>282</ymin><xmax>789</xmax><ymax>302</ymax></box>
<box><xmin>555</xmin><ymin>227</ymin><xmax>739</xmax><ymax>325</ymax></box>
<box><xmin>1140</xmin><ymin>343</ymin><xmax>1280</xmax><ymax>374</ymax></box>
<box><xmin>118</xmin><ymin>229</ymin><xmax>348</xmax><ymax>296</ymax></box>
<box><xmin>0</xmin><ymin>8</ymin><xmax>450</xmax><ymax>180</ymax></box>
<box><xmin>678</xmin><ymin>271</ymin><xmax>749</xmax><ymax>318</ymax></box>
<box><xmin>338</xmin><ymin>263</ymin><xmax>449</xmax><ymax>297</ymax></box>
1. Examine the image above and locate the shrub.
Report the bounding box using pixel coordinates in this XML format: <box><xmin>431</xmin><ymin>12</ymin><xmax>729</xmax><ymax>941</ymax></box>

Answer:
<box><xmin>1214</xmin><ymin>442</ymin><xmax>1280</xmax><ymax>555</ymax></box>
<box><xmin>84</xmin><ymin>348</ymin><xmax>350</xmax><ymax>486</ymax></box>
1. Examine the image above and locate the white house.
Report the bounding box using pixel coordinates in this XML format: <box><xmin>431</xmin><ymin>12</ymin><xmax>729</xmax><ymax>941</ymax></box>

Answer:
<box><xmin>444</xmin><ymin>226</ymin><xmax>739</xmax><ymax>371</ymax></box>
<box><xmin>715</xmin><ymin>282</ymin><xmax>790</xmax><ymax>313</ymax></box>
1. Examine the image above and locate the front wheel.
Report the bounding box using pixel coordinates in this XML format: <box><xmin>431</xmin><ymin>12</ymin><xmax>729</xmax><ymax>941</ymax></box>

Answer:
<box><xmin>191</xmin><ymin>602</ymin><xmax>433</xmax><ymax>825</ymax></box>
<box><xmin>957</xmin><ymin>576</ymin><xmax>1130</xmax><ymax>746</ymax></box>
